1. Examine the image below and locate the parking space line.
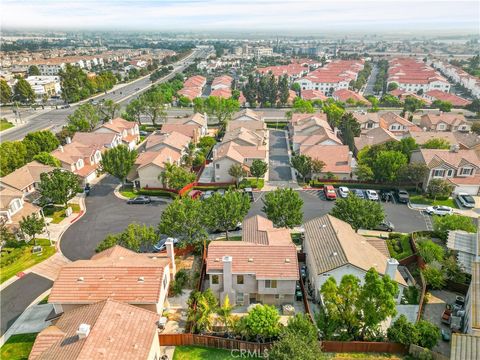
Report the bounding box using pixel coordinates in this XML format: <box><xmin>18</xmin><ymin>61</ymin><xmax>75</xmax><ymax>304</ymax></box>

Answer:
<box><xmin>422</xmin><ymin>211</ymin><xmax>434</xmax><ymax>231</ymax></box>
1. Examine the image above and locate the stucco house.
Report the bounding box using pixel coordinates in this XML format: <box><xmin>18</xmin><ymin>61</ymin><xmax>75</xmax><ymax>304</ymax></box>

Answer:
<box><xmin>351</xmin><ymin>111</ymin><xmax>380</xmax><ymax>133</ymax></box>
<box><xmin>0</xmin><ymin>184</ymin><xmax>40</xmax><ymax>228</ymax></box>
<box><xmin>419</xmin><ymin>113</ymin><xmax>471</xmax><ymax>132</ymax></box>
<box><xmin>379</xmin><ymin>112</ymin><xmax>421</xmax><ymax>137</ymax></box>
<box><xmin>28</xmin><ymin>299</ymin><xmax>161</xmax><ymax>360</ymax></box>
<box><xmin>410</xmin><ymin>147</ymin><xmax>480</xmax><ymax>195</ymax></box>
<box><xmin>165</xmin><ymin>112</ymin><xmax>208</xmax><ymax>137</ymax></box>
<box><xmin>354</xmin><ymin>127</ymin><xmax>398</xmax><ymax>155</ymax></box>
<box><xmin>300</xmin><ymin>145</ymin><xmax>355</xmax><ymax>180</ymax></box>
<box><xmin>303</xmin><ymin>215</ymin><xmax>407</xmax><ymax>303</ymax></box>
<box><xmin>145</xmin><ymin>131</ymin><xmax>191</xmax><ymax>154</ymax></box>
<box><xmin>222</xmin><ymin>127</ymin><xmax>265</xmax><ymax>147</ymax></box>
<box><xmin>49</xmin><ymin>244</ymin><xmax>174</xmax><ymax>315</ymax></box>
<box><xmin>206</xmin><ymin>215</ymin><xmax>299</xmax><ymax>306</ymax></box>
<box><xmin>94</xmin><ymin>118</ymin><xmax>139</xmax><ymax>150</ymax></box>
<box><xmin>0</xmin><ymin>160</ymin><xmax>54</xmax><ymax>195</ymax></box>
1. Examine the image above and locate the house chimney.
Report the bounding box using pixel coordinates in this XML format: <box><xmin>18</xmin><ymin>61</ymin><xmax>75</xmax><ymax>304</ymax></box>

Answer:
<box><xmin>65</xmin><ymin>136</ymin><xmax>72</xmax><ymax>144</ymax></box>
<box><xmin>385</xmin><ymin>258</ymin><xmax>399</xmax><ymax>280</ymax></box>
<box><xmin>58</xmin><ymin>145</ymin><xmax>64</xmax><ymax>153</ymax></box>
<box><xmin>348</xmin><ymin>151</ymin><xmax>353</xmax><ymax>165</ymax></box>
<box><xmin>76</xmin><ymin>323</ymin><xmax>91</xmax><ymax>339</ymax></box>
<box><xmin>165</xmin><ymin>238</ymin><xmax>176</xmax><ymax>277</ymax></box>
<box><xmin>450</xmin><ymin>144</ymin><xmax>460</xmax><ymax>153</ymax></box>
<box><xmin>109</xmin><ymin>118</ymin><xmax>113</xmax><ymax>124</ymax></box>
<box><xmin>222</xmin><ymin>256</ymin><xmax>233</xmax><ymax>294</ymax></box>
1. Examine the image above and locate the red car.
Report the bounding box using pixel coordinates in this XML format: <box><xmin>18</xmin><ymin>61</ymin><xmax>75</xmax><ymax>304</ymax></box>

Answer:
<box><xmin>324</xmin><ymin>185</ymin><xmax>337</xmax><ymax>200</ymax></box>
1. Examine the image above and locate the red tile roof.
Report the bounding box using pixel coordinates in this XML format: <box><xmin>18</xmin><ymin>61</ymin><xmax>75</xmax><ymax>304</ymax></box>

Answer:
<box><xmin>425</xmin><ymin>90</ymin><xmax>471</xmax><ymax>107</ymax></box>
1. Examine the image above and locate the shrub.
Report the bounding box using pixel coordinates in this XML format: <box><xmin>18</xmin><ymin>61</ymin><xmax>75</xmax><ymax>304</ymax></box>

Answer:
<box><xmin>137</xmin><ymin>189</ymin><xmax>178</xmax><ymax>198</ymax></box>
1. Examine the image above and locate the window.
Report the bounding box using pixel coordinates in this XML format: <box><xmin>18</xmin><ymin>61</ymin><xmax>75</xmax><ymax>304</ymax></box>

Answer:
<box><xmin>265</xmin><ymin>280</ymin><xmax>277</xmax><ymax>289</ymax></box>
<box><xmin>446</xmin><ymin>169</ymin><xmax>454</xmax><ymax>177</ymax></box>
<box><xmin>432</xmin><ymin>169</ymin><xmax>445</xmax><ymax>178</ymax></box>
<box><xmin>237</xmin><ymin>275</ymin><xmax>244</xmax><ymax>285</ymax></box>
<box><xmin>215</xmin><ymin>163</ymin><xmax>220</xmax><ymax>169</ymax></box>
<box><xmin>236</xmin><ymin>292</ymin><xmax>244</xmax><ymax>305</ymax></box>
<box><xmin>212</xmin><ymin>275</ymin><xmax>219</xmax><ymax>285</ymax></box>
<box><xmin>459</xmin><ymin>167</ymin><xmax>474</xmax><ymax>176</ymax></box>
<box><xmin>163</xmin><ymin>275</ymin><xmax>168</xmax><ymax>289</ymax></box>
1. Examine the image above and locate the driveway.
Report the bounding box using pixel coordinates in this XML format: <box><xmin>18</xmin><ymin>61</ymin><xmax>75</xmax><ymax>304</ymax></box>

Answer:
<box><xmin>268</xmin><ymin>130</ymin><xmax>292</xmax><ymax>181</ymax></box>
<box><xmin>60</xmin><ymin>176</ymin><xmax>169</xmax><ymax>261</ymax></box>
<box><xmin>0</xmin><ymin>273</ymin><xmax>53</xmax><ymax>336</ymax></box>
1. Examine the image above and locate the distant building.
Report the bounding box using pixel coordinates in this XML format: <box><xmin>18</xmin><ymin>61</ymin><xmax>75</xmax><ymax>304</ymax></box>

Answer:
<box><xmin>253</xmin><ymin>47</ymin><xmax>273</xmax><ymax>59</ymax></box>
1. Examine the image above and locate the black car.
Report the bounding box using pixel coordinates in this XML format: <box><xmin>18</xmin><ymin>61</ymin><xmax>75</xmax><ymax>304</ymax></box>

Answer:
<box><xmin>380</xmin><ymin>190</ymin><xmax>394</xmax><ymax>203</ymax></box>
<box><xmin>397</xmin><ymin>189</ymin><xmax>410</xmax><ymax>204</ymax></box>
<box><xmin>84</xmin><ymin>184</ymin><xmax>91</xmax><ymax>196</ymax></box>
<box><xmin>127</xmin><ymin>196</ymin><xmax>151</xmax><ymax>204</ymax></box>
<box><xmin>374</xmin><ymin>220</ymin><xmax>395</xmax><ymax>232</ymax></box>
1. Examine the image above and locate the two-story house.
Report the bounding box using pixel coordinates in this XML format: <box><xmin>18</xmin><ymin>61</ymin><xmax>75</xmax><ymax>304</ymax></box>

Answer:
<box><xmin>145</xmin><ymin>131</ymin><xmax>191</xmax><ymax>155</ymax></box>
<box><xmin>94</xmin><ymin>118</ymin><xmax>139</xmax><ymax>150</ymax></box>
<box><xmin>206</xmin><ymin>215</ymin><xmax>299</xmax><ymax>306</ymax></box>
<box><xmin>0</xmin><ymin>161</ymin><xmax>54</xmax><ymax>195</ymax></box>
<box><xmin>0</xmin><ymin>184</ymin><xmax>40</xmax><ymax>229</ymax></box>
<box><xmin>351</xmin><ymin>111</ymin><xmax>380</xmax><ymax>133</ymax></box>
<box><xmin>419</xmin><ymin>113</ymin><xmax>471</xmax><ymax>132</ymax></box>
<box><xmin>379</xmin><ymin>112</ymin><xmax>422</xmax><ymax>137</ymax></box>
<box><xmin>304</xmin><ymin>215</ymin><xmax>407</xmax><ymax>303</ymax></box>
<box><xmin>410</xmin><ymin>147</ymin><xmax>480</xmax><ymax>195</ymax></box>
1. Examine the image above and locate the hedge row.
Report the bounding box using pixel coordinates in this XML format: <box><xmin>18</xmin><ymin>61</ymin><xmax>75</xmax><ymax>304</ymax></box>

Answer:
<box><xmin>309</xmin><ymin>181</ymin><xmax>417</xmax><ymax>192</ymax></box>
<box><xmin>137</xmin><ymin>189</ymin><xmax>178</xmax><ymax>198</ymax></box>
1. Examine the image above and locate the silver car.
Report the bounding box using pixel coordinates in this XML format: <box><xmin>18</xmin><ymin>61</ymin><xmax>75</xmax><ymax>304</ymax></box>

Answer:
<box><xmin>425</xmin><ymin>206</ymin><xmax>453</xmax><ymax>216</ymax></box>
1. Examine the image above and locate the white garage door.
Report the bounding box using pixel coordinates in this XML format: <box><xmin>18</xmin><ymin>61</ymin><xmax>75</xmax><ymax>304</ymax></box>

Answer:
<box><xmin>454</xmin><ymin>185</ymin><xmax>480</xmax><ymax>196</ymax></box>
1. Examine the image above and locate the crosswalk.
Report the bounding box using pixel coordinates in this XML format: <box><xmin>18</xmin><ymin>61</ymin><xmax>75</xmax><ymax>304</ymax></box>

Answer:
<box><xmin>422</xmin><ymin>211</ymin><xmax>434</xmax><ymax>231</ymax></box>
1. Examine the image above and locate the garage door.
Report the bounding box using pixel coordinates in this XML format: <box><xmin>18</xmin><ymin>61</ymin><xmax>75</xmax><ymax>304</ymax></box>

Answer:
<box><xmin>453</xmin><ymin>185</ymin><xmax>480</xmax><ymax>195</ymax></box>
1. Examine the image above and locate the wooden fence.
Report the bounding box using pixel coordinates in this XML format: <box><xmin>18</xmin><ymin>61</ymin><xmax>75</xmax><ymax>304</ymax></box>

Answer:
<box><xmin>158</xmin><ymin>333</ymin><xmax>273</xmax><ymax>354</ymax></box>
<box><xmin>321</xmin><ymin>341</ymin><xmax>408</xmax><ymax>354</ymax></box>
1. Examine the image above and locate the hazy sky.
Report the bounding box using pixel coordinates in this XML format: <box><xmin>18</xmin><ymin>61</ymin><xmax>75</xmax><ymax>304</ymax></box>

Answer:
<box><xmin>2</xmin><ymin>0</ymin><xmax>479</xmax><ymax>33</ymax></box>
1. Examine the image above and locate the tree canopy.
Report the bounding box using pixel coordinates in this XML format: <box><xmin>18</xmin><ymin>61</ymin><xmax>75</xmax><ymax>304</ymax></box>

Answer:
<box><xmin>99</xmin><ymin>145</ymin><xmax>138</xmax><ymax>184</ymax></box>
<box><xmin>67</xmin><ymin>103</ymin><xmax>101</xmax><ymax>132</ymax></box>
<box><xmin>96</xmin><ymin>223</ymin><xmax>158</xmax><ymax>253</ymax></box>
<box><xmin>159</xmin><ymin>163</ymin><xmax>196</xmax><ymax>190</ymax></box>
<box><xmin>39</xmin><ymin>169</ymin><xmax>80</xmax><ymax>207</ymax></box>
<box><xmin>262</xmin><ymin>188</ymin><xmax>304</xmax><ymax>228</ymax></box>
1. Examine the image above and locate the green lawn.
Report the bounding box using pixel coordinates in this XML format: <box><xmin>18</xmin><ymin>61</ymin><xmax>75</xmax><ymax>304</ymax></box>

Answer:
<box><xmin>214</xmin><ymin>235</ymin><xmax>242</xmax><ymax>241</ymax></box>
<box><xmin>43</xmin><ymin>203</ymin><xmax>81</xmax><ymax>224</ymax></box>
<box><xmin>386</xmin><ymin>234</ymin><xmax>414</xmax><ymax>260</ymax></box>
<box><xmin>0</xmin><ymin>333</ymin><xmax>37</xmax><ymax>360</ymax></box>
<box><xmin>120</xmin><ymin>188</ymin><xmax>137</xmax><ymax>199</ymax></box>
<box><xmin>0</xmin><ymin>119</ymin><xmax>14</xmax><ymax>132</ymax></box>
<box><xmin>0</xmin><ymin>239</ymin><xmax>56</xmax><ymax>283</ymax></box>
<box><xmin>240</xmin><ymin>178</ymin><xmax>265</xmax><ymax>190</ymax></box>
<box><xmin>173</xmin><ymin>346</ymin><xmax>262</xmax><ymax>360</ymax></box>
<box><xmin>409</xmin><ymin>195</ymin><xmax>458</xmax><ymax>208</ymax></box>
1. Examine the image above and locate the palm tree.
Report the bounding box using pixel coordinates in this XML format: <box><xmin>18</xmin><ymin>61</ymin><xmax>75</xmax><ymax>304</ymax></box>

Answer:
<box><xmin>182</xmin><ymin>142</ymin><xmax>196</xmax><ymax>171</ymax></box>
<box><xmin>217</xmin><ymin>295</ymin><xmax>233</xmax><ymax>334</ymax></box>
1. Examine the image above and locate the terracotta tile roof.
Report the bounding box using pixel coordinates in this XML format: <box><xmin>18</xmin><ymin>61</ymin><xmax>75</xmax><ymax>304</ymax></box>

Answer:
<box><xmin>300</xmin><ymin>145</ymin><xmax>352</xmax><ymax>173</ymax></box>
<box><xmin>178</xmin><ymin>87</ymin><xmax>202</xmax><ymax>100</ymax></box>
<box><xmin>414</xmin><ymin>149</ymin><xmax>480</xmax><ymax>169</ymax></box>
<box><xmin>304</xmin><ymin>215</ymin><xmax>406</xmax><ymax>285</ymax></box>
<box><xmin>51</xmin><ymin>142</ymin><xmax>97</xmax><ymax>166</ymax></box>
<box><xmin>0</xmin><ymin>161</ymin><xmax>54</xmax><ymax>191</ymax></box>
<box><xmin>210</xmin><ymin>88</ymin><xmax>232</xmax><ymax>99</ymax></box>
<box><xmin>101</xmin><ymin>118</ymin><xmax>136</xmax><ymax>133</ymax></box>
<box><xmin>363</xmin><ymin>237</ymin><xmax>390</xmax><ymax>258</ymax></box>
<box><xmin>214</xmin><ymin>142</ymin><xmax>266</xmax><ymax>165</ymax></box>
<box><xmin>233</xmin><ymin>109</ymin><xmax>263</xmax><ymax>122</ymax></box>
<box><xmin>354</xmin><ymin>127</ymin><xmax>399</xmax><ymax>151</ymax></box>
<box><xmin>290</xmin><ymin>112</ymin><xmax>327</xmax><ymax>125</ymax></box>
<box><xmin>161</xmin><ymin>124</ymin><xmax>198</xmax><ymax>139</ymax></box>
<box><xmin>136</xmin><ymin>148</ymin><xmax>182</xmax><ymax>170</ymax></box>
<box><xmin>184</xmin><ymin>75</ymin><xmax>206</xmax><ymax>88</ymax></box>
<box><xmin>72</xmin><ymin>132</ymin><xmax>119</xmax><ymax>149</ymax></box>
<box><xmin>350</xmin><ymin>112</ymin><xmax>380</xmax><ymax>125</ymax></box>
<box><xmin>424</xmin><ymin>90</ymin><xmax>471</xmax><ymax>107</ymax></box>
<box><xmin>242</xmin><ymin>215</ymin><xmax>292</xmax><ymax>246</ymax></box>
<box><xmin>450</xmin><ymin>333</ymin><xmax>480</xmax><ymax>360</ymax></box>
<box><xmin>49</xmin><ymin>246</ymin><xmax>170</xmax><ymax>305</ymax></box>
<box><xmin>10</xmin><ymin>201</ymin><xmax>41</xmax><ymax>225</ymax></box>
<box><xmin>212</xmin><ymin>75</ymin><xmax>233</xmax><ymax>88</ymax></box>
<box><xmin>301</xmin><ymin>89</ymin><xmax>328</xmax><ymax>101</ymax></box>
<box><xmin>293</xmin><ymin>130</ymin><xmax>342</xmax><ymax>147</ymax></box>
<box><xmin>293</xmin><ymin>117</ymin><xmax>332</xmax><ymax>135</ymax></box>
<box><xmin>227</xmin><ymin>120</ymin><xmax>266</xmax><ymax>133</ymax></box>
<box><xmin>299</xmin><ymin>60</ymin><xmax>364</xmax><ymax>84</ymax></box>
<box><xmin>29</xmin><ymin>299</ymin><xmax>159</xmax><ymax>360</ymax></box>
<box><xmin>257</xmin><ymin>64</ymin><xmax>307</xmax><ymax>77</ymax></box>
<box><xmin>165</xmin><ymin>112</ymin><xmax>206</xmax><ymax>127</ymax></box>
<box><xmin>447</xmin><ymin>174</ymin><xmax>480</xmax><ymax>186</ymax></box>
<box><xmin>453</xmin><ymin>132</ymin><xmax>480</xmax><ymax>149</ymax></box>
<box><xmin>222</xmin><ymin>128</ymin><xmax>263</xmax><ymax>147</ymax></box>
<box><xmin>407</xmin><ymin>131</ymin><xmax>458</xmax><ymax>146</ymax></box>
<box><xmin>145</xmin><ymin>131</ymin><xmax>191</xmax><ymax>152</ymax></box>
<box><xmin>333</xmin><ymin>89</ymin><xmax>370</xmax><ymax>104</ymax></box>
<box><xmin>380</xmin><ymin>111</ymin><xmax>418</xmax><ymax>128</ymax></box>
<box><xmin>420</xmin><ymin>113</ymin><xmax>467</xmax><ymax>127</ymax></box>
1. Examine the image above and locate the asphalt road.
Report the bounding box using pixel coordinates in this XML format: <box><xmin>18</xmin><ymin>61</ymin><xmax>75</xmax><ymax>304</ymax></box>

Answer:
<box><xmin>60</xmin><ymin>176</ymin><xmax>169</xmax><ymax>261</ymax></box>
<box><xmin>268</xmin><ymin>130</ymin><xmax>292</xmax><ymax>181</ymax></box>
<box><xmin>0</xmin><ymin>273</ymin><xmax>53</xmax><ymax>336</ymax></box>
<box><xmin>1</xmin><ymin>49</ymin><xmax>205</xmax><ymax>142</ymax></box>
<box><xmin>363</xmin><ymin>64</ymin><xmax>379</xmax><ymax>96</ymax></box>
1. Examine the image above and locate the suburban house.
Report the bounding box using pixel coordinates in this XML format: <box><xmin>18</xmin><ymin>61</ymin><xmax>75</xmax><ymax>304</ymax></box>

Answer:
<box><xmin>389</xmin><ymin>89</ymin><xmax>431</xmax><ymax>105</ymax></box>
<box><xmin>48</xmin><ymin>245</ymin><xmax>174</xmax><ymax>314</ymax></box>
<box><xmin>379</xmin><ymin>111</ymin><xmax>421</xmax><ymax>136</ymax></box>
<box><xmin>303</xmin><ymin>214</ymin><xmax>407</xmax><ymax>303</ymax></box>
<box><xmin>232</xmin><ymin>109</ymin><xmax>263</xmax><ymax>122</ymax></box>
<box><xmin>410</xmin><ymin>148</ymin><xmax>480</xmax><ymax>194</ymax></box>
<box><xmin>418</xmin><ymin>113</ymin><xmax>471</xmax><ymax>132</ymax></box>
<box><xmin>300</xmin><ymin>89</ymin><xmax>328</xmax><ymax>101</ymax></box>
<box><xmin>332</xmin><ymin>89</ymin><xmax>370</xmax><ymax>105</ymax></box>
<box><xmin>423</xmin><ymin>90</ymin><xmax>471</xmax><ymax>107</ymax></box>
<box><xmin>289</xmin><ymin>113</ymin><xmax>328</xmax><ymax>126</ymax></box>
<box><xmin>161</xmin><ymin>123</ymin><xmax>202</xmax><ymax>143</ymax></box>
<box><xmin>127</xmin><ymin>148</ymin><xmax>182</xmax><ymax>189</ymax></box>
<box><xmin>351</xmin><ymin>111</ymin><xmax>380</xmax><ymax>133</ymax></box>
<box><xmin>28</xmin><ymin>299</ymin><xmax>161</xmax><ymax>360</ymax></box>
<box><xmin>211</xmin><ymin>75</ymin><xmax>233</xmax><ymax>91</ymax></box>
<box><xmin>407</xmin><ymin>131</ymin><xmax>459</xmax><ymax>148</ymax></box>
<box><xmin>206</xmin><ymin>215</ymin><xmax>299</xmax><ymax>306</ymax></box>
<box><xmin>222</xmin><ymin>127</ymin><xmax>265</xmax><ymax>147</ymax></box>
<box><xmin>94</xmin><ymin>117</ymin><xmax>140</xmax><ymax>150</ymax></box>
<box><xmin>226</xmin><ymin>119</ymin><xmax>266</xmax><ymax>137</ymax></box>
<box><xmin>72</xmin><ymin>132</ymin><xmax>122</xmax><ymax>149</ymax></box>
<box><xmin>353</xmin><ymin>127</ymin><xmax>398</xmax><ymax>154</ymax></box>
<box><xmin>300</xmin><ymin>145</ymin><xmax>355</xmax><ymax>180</ymax></box>
<box><xmin>0</xmin><ymin>184</ymin><xmax>40</xmax><ymax>228</ymax></box>
<box><xmin>0</xmin><ymin>160</ymin><xmax>54</xmax><ymax>195</ymax></box>
<box><xmin>212</xmin><ymin>142</ymin><xmax>267</xmax><ymax>183</ymax></box>
<box><xmin>145</xmin><ymin>131</ymin><xmax>191</xmax><ymax>154</ymax></box>
<box><xmin>51</xmin><ymin>141</ymin><xmax>102</xmax><ymax>185</ymax></box>
<box><xmin>165</xmin><ymin>112</ymin><xmax>208</xmax><ymax>137</ymax></box>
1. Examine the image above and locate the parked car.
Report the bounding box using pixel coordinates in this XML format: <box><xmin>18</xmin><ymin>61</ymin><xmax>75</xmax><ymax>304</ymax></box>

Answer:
<box><xmin>374</xmin><ymin>220</ymin><xmax>395</xmax><ymax>232</ymax></box>
<box><xmin>425</xmin><ymin>205</ymin><xmax>454</xmax><ymax>216</ymax></box>
<box><xmin>210</xmin><ymin>222</ymin><xmax>242</xmax><ymax>234</ymax></box>
<box><xmin>365</xmin><ymin>190</ymin><xmax>379</xmax><ymax>201</ymax></box>
<box><xmin>243</xmin><ymin>187</ymin><xmax>254</xmax><ymax>202</ymax></box>
<box><xmin>127</xmin><ymin>196</ymin><xmax>151</xmax><ymax>204</ymax></box>
<box><xmin>353</xmin><ymin>189</ymin><xmax>365</xmax><ymax>199</ymax></box>
<box><xmin>338</xmin><ymin>186</ymin><xmax>350</xmax><ymax>198</ymax></box>
<box><xmin>201</xmin><ymin>190</ymin><xmax>214</xmax><ymax>200</ymax></box>
<box><xmin>295</xmin><ymin>282</ymin><xmax>303</xmax><ymax>301</ymax></box>
<box><xmin>139</xmin><ymin>130</ymin><xmax>149</xmax><ymax>136</ymax></box>
<box><xmin>441</xmin><ymin>329</ymin><xmax>451</xmax><ymax>342</ymax></box>
<box><xmin>153</xmin><ymin>237</ymin><xmax>179</xmax><ymax>252</ymax></box>
<box><xmin>397</xmin><ymin>189</ymin><xmax>410</xmax><ymax>204</ymax></box>
<box><xmin>216</xmin><ymin>189</ymin><xmax>226</xmax><ymax>196</ymax></box>
<box><xmin>323</xmin><ymin>185</ymin><xmax>337</xmax><ymax>200</ymax></box>
<box><xmin>84</xmin><ymin>183</ymin><xmax>91</xmax><ymax>196</ymax></box>
<box><xmin>300</xmin><ymin>265</ymin><xmax>307</xmax><ymax>279</ymax></box>
<box><xmin>457</xmin><ymin>193</ymin><xmax>475</xmax><ymax>208</ymax></box>
<box><xmin>380</xmin><ymin>190</ymin><xmax>394</xmax><ymax>203</ymax></box>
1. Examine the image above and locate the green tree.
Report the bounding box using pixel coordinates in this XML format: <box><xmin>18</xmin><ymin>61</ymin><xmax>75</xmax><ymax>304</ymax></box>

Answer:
<box><xmin>123</xmin><ymin>98</ymin><xmax>145</xmax><ymax>124</ymax></box>
<box><xmin>323</xmin><ymin>102</ymin><xmax>345</xmax><ymax>127</ymax></box>
<box><xmin>59</xmin><ymin>64</ymin><xmax>90</xmax><ymax>103</ymax></box>
<box><xmin>278</xmin><ymin>75</ymin><xmax>290</xmax><ymax>106</ymax></box>
<box><xmin>96</xmin><ymin>223</ymin><xmax>158</xmax><ymax>252</ymax></box>
<box><xmin>471</xmin><ymin>121</ymin><xmax>480</xmax><ymax>135</ymax></box>
<box><xmin>262</xmin><ymin>188</ymin><xmax>303</xmax><ymax>228</ymax></box>
<box><xmin>417</xmin><ymin>238</ymin><xmax>445</xmax><ymax>263</ymax></box>
<box><xmin>387</xmin><ymin>82</ymin><xmax>399</xmax><ymax>91</ymax></box>
<box><xmin>387</xmin><ymin>315</ymin><xmax>419</xmax><ymax>346</ymax></box>
<box><xmin>403</xmin><ymin>96</ymin><xmax>425</xmax><ymax>115</ymax></box>
<box><xmin>432</xmin><ymin>100</ymin><xmax>452</xmax><ymax>112</ymax></box>
<box><xmin>291</xmin><ymin>154</ymin><xmax>312</xmax><ymax>182</ymax></box>
<box><xmin>97</xmin><ymin>99</ymin><xmax>120</xmax><ymax>122</ymax></box>
<box><xmin>228</xmin><ymin>164</ymin><xmax>247</xmax><ymax>188</ymax></box>
<box><xmin>159</xmin><ymin>163</ymin><xmax>196</xmax><ymax>190</ymax></box>
<box><xmin>33</xmin><ymin>152</ymin><xmax>61</xmax><ymax>167</ymax></box>
<box><xmin>339</xmin><ymin>112</ymin><xmax>361</xmax><ymax>151</ymax></box>
<box><xmin>159</xmin><ymin>196</ymin><xmax>209</xmax><ymax>246</ymax></box>
<box><xmin>142</xmin><ymin>90</ymin><xmax>167</xmax><ymax>125</ymax></box>
<box><xmin>291</xmin><ymin>98</ymin><xmax>315</xmax><ymax>114</ymax></box>
<box><xmin>205</xmin><ymin>96</ymin><xmax>240</xmax><ymax>126</ymax></box>
<box><xmin>19</xmin><ymin>213</ymin><xmax>45</xmax><ymax>243</ymax></box>
<box><xmin>422</xmin><ymin>138</ymin><xmax>451</xmax><ymax>149</ymax></box>
<box><xmin>243</xmin><ymin>304</ymin><xmax>281</xmax><ymax>339</ymax></box>
<box><xmin>371</xmin><ymin>150</ymin><xmax>407</xmax><ymax>182</ymax></box>
<box><xmin>242</xmin><ymin>74</ymin><xmax>258</xmax><ymax>107</ymax></box>
<box><xmin>99</xmin><ymin>145</ymin><xmax>137</xmax><ymax>185</ymax></box>
<box><xmin>24</xmin><ymin>130</ymin><xmax>60</xmax><ymax>154</ymax></box>
<box><xmin>380</xmin><ymin>94</ymin><xmax>403</xmax><ymax>107</ymax></box>
<box><xmin>415</xmin><ymin>320</ymin><xmax>441</xmax><ymax>349</ymax></box>
<box><xmin>433</xmin><ymin>214</ymin><xmax>476</xmax><ymax>240</ymax></box>
<box><xmin>39</xmin><ymin>169</ymin><xmax>80</xmax><ymax>207</ymax></box>
<box><xmin>13</xmin><ymin>78</ymin><xmax>35</xmax><ymax>104</ymax></box>
<box><xmin>426</xmin><ymin>178</ymin><xmax>454</xmax><ymax>200</ymax></box>
<box><xmin>181</xmin><ymin>142</ymin><xmax>197</xmax><ymax>170</ymax></box>
<box><xmin>217</xmin><ymin>294</ymin><xmax>233</xmax><ymax>333</ymax></box>
<box><xmin>28</xmin><ymin>65</ymin><xmax>41</xmax><ymax>76</ymax></box>
<box><xmin>204</xmin><ymin>191</ymin><xmax>250</xmax><ymax>239</ymax></box>
<box><xmin>0</xmin><ymin>141</ymin><xmax>27</xmax><ymax>176</ymax></box>
<box><xmin>330</xmin><ymin>193</ymin><xmax>385</xmax><ymax>232</ymax></box>
<box><xmin>269</xmin><ymin>332</ymin><xmax>324</xmax><ymax>360</ymax></box>
<box><xmin>397</xmin><ymin>163</ymin><xmax>429</xmax><ymax>191</ymax></box>
<box><xmin>67</xmin><ymin>103</ymin><xmax>101</xmax><ymax>132</ymax></box>
<box><xmin>250</xmin><ymin>159</ymin><xmax>268</xmax><ymax>182</ymax></box>
<box><xmin>187</xmin><ymin>289</ymin><xmax>218</xmax><ymax>334</ymax></box>
<box><xmin>0</xmin><ymin>79</ymin><xmax>12</xmax><ymax>104</ymax></box>
<box><xmin>422</xmin><ymin>265</ymin><xmax>446</xmax><ymax>289</ymax></box>
<box><xmin>354</xmin><ymin>163</ymin><xmax>374</xmax><ymax>181</ymax></box>
<box><xmin>178</xmin><ymin>95</ymin><xmax>191</xmax><ymax>107</ymax></box>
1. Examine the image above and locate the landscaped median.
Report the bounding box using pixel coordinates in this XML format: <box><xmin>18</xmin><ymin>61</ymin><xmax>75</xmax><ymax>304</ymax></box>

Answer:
<box><xmin>408</xmin><ymin>195</ymin><xmax>458</xmax><ymax>209</ymax></box>
<box><xmin>0</xmin><ymin>333</ymin><xmax>37</xmax><ymax>359</ymax></box>
<box><xmin>43</xmin><ymin>203</ymin><xmax>82</xmax><ymax>224</ymax></box>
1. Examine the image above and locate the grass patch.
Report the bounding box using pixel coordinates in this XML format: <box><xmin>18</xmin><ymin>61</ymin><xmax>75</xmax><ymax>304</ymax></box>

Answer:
<box><xmin>266</xmin><ymin>122</ymin><xmax>288</xmax><ymax>129</ymax></box>
<box><xmin>43</xmin><ymin>203</ymin><xmax>81</xmax><ymax>224</ymax></box>
<box><xmin>120</xmin><ymin>188</ymin><xmax>137</xmax><ymax>199</ymax></box>
<box><xmin>0</xmin><ymin>239</ymin><xmax>56</xmax><ymax>284</ymax></box>
<box><xmin>0</xmin><ymin>333</ymin><xmax>37</xmax><ymax>360</ymax></box>
<box><xmin>291</xmin><ymin>233</ymin><xmax>304</xmax><ymax>245</ymax></box>
<box><xmin>173</xmin><ymin>346</ymin><xmax>262</xmax><ymax>360</ymax></box>
<box><xmin>386</xmin><ymin>234</ymin><xmax>414</xmax><ymax>260</ymax></box>
<box><xmin>239</xmin><ymin>178</ymin><xmax>264</xmax><ymax>190</ymax></box>
<box><xmin>409</xmin><ymin>195</ymin><xmax>458</xmax><ymax>208</ymax></box>
<box><xmin>0</xmin><ymin>119</ymin><xmax>14</xmax><ymax>132</ymax></box>
<box><xmin>214</xmin><ymin>236</ymin><xmax>242</xmax><ymax>241</ymax></box>
<box><xmin>38</xmin><ymin>295</ymin><xmax>49</xmax><ymax>304</ymax></box>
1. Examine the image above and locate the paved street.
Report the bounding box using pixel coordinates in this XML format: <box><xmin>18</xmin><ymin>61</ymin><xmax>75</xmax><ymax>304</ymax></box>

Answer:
<box><xmin>268</xmin><ymin>130</ymin><xmax>292</xmax><ymax>181</ymax></box>
<box><xmin>0</xmin><ymin>273</ymin><xmax>53</xmax><ymax>336</ymax></box>
<box><xmin>363</xmin><ymin>64</ymin><xmax>379</xmax><ymax>96</ymax></box>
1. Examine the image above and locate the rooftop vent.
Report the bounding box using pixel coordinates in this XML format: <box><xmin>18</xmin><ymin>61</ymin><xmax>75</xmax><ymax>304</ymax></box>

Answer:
<box><xmin>248</xmin><ymin>258</ymin><xmax>254</xmax><ymax>262</ymax></box>
<box><xmin>138</xmin><ymin>276</ymin><xmax>145</xmax><ymax>282</ymax></box>
<box><xmin>77</xmin><ymin>277</ymin><xmax>84</xmax><ymax>282</ymax></box>
<box><xmin>321</xmin><ymin>224</ymin><xmax>326</xmax><ymax>228</ymax></box>
<box><xmin>76</xmin><ymin>323</ymin><xmax>91</xmax><ymax>339</ymax></box>
<box><xmin>285</xmin><ymin>258</ymin><xmax>291</xmax><ymax>263</ymax></box>
<box><xmin>332</xmin><ymin>252</ymin><xmax>338</xmax><ymax>257</ymax></box>
<box><xmin>214</xmin><ymin>258</ymin><xmax>220</xmax><ymax>262</ymax></box>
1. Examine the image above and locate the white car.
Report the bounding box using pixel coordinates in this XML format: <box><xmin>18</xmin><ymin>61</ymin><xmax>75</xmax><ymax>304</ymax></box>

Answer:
<box><xmin>425</xmin><ymin>206</ymin><xmax>454</xmax><ymax>216</ymax></box>
<box><xmin>338</xmin><ymin>186</ymin><xmax>350</xmax><ymax>198</ymax></box>
<box><xmin>365</xmin><ymin>190</ymin><xmax>379</xmax><ymax>201</ymax></box>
